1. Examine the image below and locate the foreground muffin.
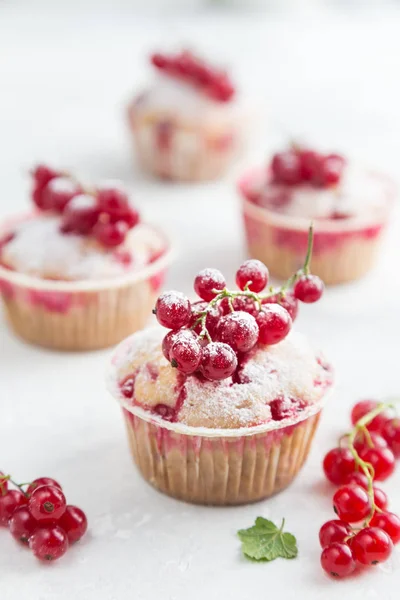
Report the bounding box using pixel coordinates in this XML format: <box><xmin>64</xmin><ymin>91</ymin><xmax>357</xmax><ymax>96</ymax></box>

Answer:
<box><xmin>127</xmin><ymin>50</ymin><xmax>246</xmax><ymax>181</ymax></box>
<box><xmin>108</xmin><ymin>249</ymin><xmax>333</xmax><ymax>505</ymax></box>
<box><xmin>239</xmin><ymin>146</ymin><xmax>395</xmax><ymax>284</ymax></box>
<box><xmin>0</xmin><ymin>165</ymin><xmax>172</xmax><ymax>350</ymax></box>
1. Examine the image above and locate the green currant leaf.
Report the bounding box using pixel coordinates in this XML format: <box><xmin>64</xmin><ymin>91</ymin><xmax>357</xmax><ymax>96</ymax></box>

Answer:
<box><xmin>237</xmin><ymin>517</ymin><xmax>298</xmax><ymax>562</ymax></box>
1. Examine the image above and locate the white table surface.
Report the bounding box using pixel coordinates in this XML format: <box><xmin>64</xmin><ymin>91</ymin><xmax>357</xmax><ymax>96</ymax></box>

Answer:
<box><xmin>1</xmin><ymin>3</ymin><xmax>400</xmax><ymax>599</ymax></box>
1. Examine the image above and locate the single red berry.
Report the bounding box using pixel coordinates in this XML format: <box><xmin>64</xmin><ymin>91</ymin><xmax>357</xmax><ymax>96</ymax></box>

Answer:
<box><xmin>373</xmin><ymin>486</ymin><xmax>389</xmax><ymax>511</ymax></box>
<box><xmin>298</xmin><ymin>150</ymin><xmax>323</xmax><ymax>182</ymax></box>
<box><xmin>201</xmin><ymin>342</ymin><xmax>238</xmax><ymax>381</ymax></box>
<box><xmin>194</xmin><ymin>268</ymin><xmax>226</xmax><ymax>302</ymax></box>
<box><xmin>151</xmin><ymin>52</ymin><xmax>169</xmax><ymax>69</ymax></box>
<box><xmin>120</xmin><ymin>373</ymin><xmax>136</xmax><ymax>399</ymax></box>
<box><xmin>351</xmin><ymin>527</ymin><xmax>392</xmax><ymax>565</ymax></box>
<box><xmin>32</xmin><ymin>165</ymin><xmax>60</xmax><ymax>189</ymax></box>
<box><xmin>333</xmin><ymin>484</ymin><xmax>371</xmax><ymax>523</ymax></box>
<box><xmin>319</xmin><ymin>520</ymin><xmax>352</xmax><ymax>549</ymax></box>
<box><xmin>29</xmin><ymin>526</ymin><xmax>69</xmax><ymax>562</ymax></box>
<box><xmin>256</xmin><ymin>304</ymin><xmax>292</xmax><ymax>345</ymax></box>
<box><xmin>320</xmin><ymin>542</ymin><xmax>355</xmax><ymax>578</ymax></box>
<box><xmin>94</xmin><ymin>220</ymin><xmax>128</xmax><ymax>248</ymax></box>
<box><xmin>217</xmin><ymin>311</ymin><xmax>259</xmax><ymax>353</ymax></box>
<box><xmin>0</xmin><ymin>490</ymin><xmax>28</xmax><ymax>525</ymax></box>
<box><xmin>323</xmin><ymin>448</ymin><xmax>356</xmax><ymax>485</ymax></box>
<box><xmin>317</xmin><ymin>154</ymin><xmax>346</xmax><ymax>187</ymax></box>
<box><xmin>0</xmin><ymin>472</ymin><xmax>8</xmax><ymax>496</ymax></box>
<box><xmin>162</xmin><ymin>328</ymin><xmax>197</xmax><ymax>361</ymax></box>
<box><xmin>41</xmin><ymin>176</ymin><xmax>81</xmax><ymax>212</ymax></box>
<box><xmin>58</xmin><ymin>505</ymin><xmax>88</xmax><ymax>543</ymax></box>
<box><xmin>27</xmin><ymin>477</ymin><xmax>62</xmax><ymax>497</ymax></box>
<box><xmin>353</xmin><ymin>430</ymin><xmax>387</xmax><ymax>453</ymax></box>
<box><xmin>190</xmin><ymin>301</ymin><xmax>222</xmax><ymax>338</ymax></box>
<box><xmin>235</xmin><ymin>259</ymin><xmax>269</xmax><ymax>293</ymax></box>
<box><xmin>29</xmin><ymin>485</ymin><xmax>67</xmax><ymax>522</ymax></box>
<box><xmin>271</xmin><ymin>151</ymin><xmax>303</xmax><ymax>185</ymax></box>
<box><xmin>262</xmin><ymin>292</ymin><xmax>299</xmax><ymax>322</ymax></box>
<box><xmin>60</xmin><ymin>194</ymin><xmax>101</xmax><ymax>235</ymax></box>
<box><xmin>293</xmin><ymin>275</ymin><xmax>324</xmax><ymax>303</ymax></box>
<box><xmin>358</xmin><ymin>446</ymin><xmax>395</xmax><ymax>482</ymax></box>
<box><xmin>97</xmin><ymin>186</ymin><xmax>139</xmax><ymax>227</ymax></box>
<box><xmin>370</xmin><ymin>512</ymin><xmax>400</xmax><ymax>545</ymax></box>
<box><xmin>9</xmin><ymin>506</ymin><xmax>38</xmax><ymax>545</ymax></box>
<box><xmin>350</xmin><ymin>400</ymin><xmax>390</xmax><ymax>432</ymax></box>
<box><xmin>155</xmin><ymin>291</ymin><xmax>191</xmax><ymax>330</ymax></box>
<box><xmin>381</xmin><ymin>418</ymin><xmax>400</xmax><ymax>458</ymax></box>
<box><xmin>170</xmin><ymin>335</ymin><xmax>203</xmax><ymax>375</ymax></box>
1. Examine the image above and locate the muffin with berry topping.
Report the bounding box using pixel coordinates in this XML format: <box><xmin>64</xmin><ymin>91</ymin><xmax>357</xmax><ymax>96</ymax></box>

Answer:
<box><xmin>0</xmin><ymin>165</ymin><xmax>173</xmax><ymax>350</ymax></box>
<box><xmin>239</xmin><ymin>145</ymin><xmax>395</xmax><ymax>284</ymax></box>
<box><xmin>108</xmin><ymin>239</ymin><xmax>333</xmax><ymax>505</ymax></box>
<box><xmin>127</xmin><ymin>50</ymin><xmax>246</xmax><ymax>181</ymax></box>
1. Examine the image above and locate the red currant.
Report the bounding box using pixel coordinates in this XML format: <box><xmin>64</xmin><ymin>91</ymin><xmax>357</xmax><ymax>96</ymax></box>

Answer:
<box><xmin>319</xmin><ymin>520</ymin><xmax>352</xmax><ymax>548</ymax></box>
<box><xmin>170</xmin><ymin>335</ymin><xmax>203</xmax><ymax>375</ymax></box>
<box><xmin>271</xmin><ymin>151</ymin><xmax>303</xmax><ymax>185</ymax></box>
<box><xmin>41</xmin><ymin>176</ymin><xmax>81</xmax><ymax>212</ymax></box>
<box><xmin>61</xmin><ymin>194</ymin><xmax>100</xmax><ymax>235</ymax></box>
<box><xmin>351</xmin><ymin>527</ymin><xmax>392</xmax><ymax>565</ymax></box>
<box><xmin>0</xmin><ymin>490</ymin><xmax>28</xmax><ymax>525</ymax></box>
<box><xmin>262</xmin><ymin>292</ymin><xmax>298</xmax><ymax>322</ymax></box>
<box><xmin>29</xmin><ymin>526</ymin><xmax>69</xmax><ymax>561</ymax></box>
<box><xmin>27</xmin><ymin>477</ymin><xmax>62</xmax><ymax>497</ymax></box>
<box><xmin>298</xmin><ymin>150</ymin><xmax>322</xmax><ymax>182</ymax></box>
<box><xmin>353</xmin><ymin>431</ymin><xmax>387</xmax><ymax>453</ymax></box>
<box><xmin>370</xmin><ymin>512</ymin><xmax>400</xmax><ymax>545</ymax></box>
<box><xmin>317</xmin><ymin>154</ymin><xmax>345</xmax><ymax>187</ymax></box>
<box><xmin>190</xmin><ymin>301</ymin><xmax>222</xmax><ymax>338</ymax></box>
<box><xmin>120</xmin><ymin>374</ymin><xmax>135</xmax><ymax>399</ymax></box>
<box><xmin>194</xmin><ymin>268</ymin><xmax>226</xmax><ymax>302</ymax></box>
<box><xmin>333</xmin><ymin>484</ymin><xmax>371</xmax><ymax>523</ymax></box>
<box><xmin>373</xmin><ymin>486</ymin><xmax>388</xmax><ymax>511</ymax></box>
<box><xmin>256</xmin><ymin>304</ymin><xmax>292</xmax><ymax>345</ymax></box>
<box><xmin>381</xmin><ymin>418</ymin><xmax>400</xmax><ymax>458</ymax></box>
<box><xmin>235</xmin><ymin>259</ymin><xmax>269</xmax><ymax>293</ymax></box>
<box><xmin>0</xmin><ymin>472</ymin><xmax>8</xmax><ymax>496</ymax></box>
<box><xmin>58</xmin><ymin>505</ymin><xmax>88</xmax><ymax>543</ymax></box>
<box><xmin>32</xmin><ymin>165</ymin><xmax>60</xmax><ymax>189</ymax></box>
<box><xmin>155</xmin><ymin>291</ymin><xmax>191</xmax><ymax>330</ymax></box>
<box><xmin>94</xmin><ymin>220</ymin><xmax>128</xmax><ymax>248</ymax></box>
<box><xmin>345</xmin><ymin>471</ymin><xmax>369</xmax><ymax>488</ymax></box>
<box><xmin>343</xmin><ymin>474</ymin><xmax>388</xmax><ymax>510</ymax></box>
<box><xmin>9</xmin><ymin>506</ymin><xmax>38</xmax><ymax>544</ymax></box>
<box><xmin>358</xmin><ymin>446</ymin><xmax>395</xmax><ymax>482</ymax></box>
<box><xmin>162</xmin><ymin>329</ymin><xmax>197</xmax><ymax>361</ymax></box>
<box><xmin>350</xmin><ymin>400</ymin><xmax>389</xmax><ymax>432</ymax></box>
<box><xmin>217</xmin><ymin>311</ymin><xmax>259</xmax><ymax>353</ymax></box>
<box><xmin>323</xmin><ymin>448</ymin><xmax>356</xmax><ymax>485</ymax></box>
<box><xmin>220</xmin><ymin>296</ymin><xmax>258</xmax><ymax>318</ymax></box>
<box><xmin>201</xmin><ymin>342</ymin><xmax>238</xmax><ymax>381</ymax></box>
<box><xmin>293</xmin><ymin>275</ymin><xmax>324</xmax><ymax>303</ymax></box>
<box><xmin>320</xmin><ymin>542</ymin><xmax>355</xmax><ymax>578</ymax></box>
<box><xmin>29</xmin><ymin>485</ymin><xmax>67</xmax><ymax>522</ymax></box>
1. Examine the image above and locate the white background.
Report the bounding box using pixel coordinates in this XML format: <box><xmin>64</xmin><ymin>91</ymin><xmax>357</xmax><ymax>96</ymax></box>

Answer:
<box><xmin>1</xmin><ymin>1</ymin><xmax>400</xmax><ymax>599</ymax></box>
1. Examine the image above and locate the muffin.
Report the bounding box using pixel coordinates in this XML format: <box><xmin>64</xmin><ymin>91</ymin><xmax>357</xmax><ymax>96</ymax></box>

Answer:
<box><xmin>239</xmin><ymin>146</ymin><xmax>395</xmax><ymax>284</ymax></box>
<box><xmin>0</xmin><ymin>165</ymin><xmax>173</xmax><ymax>350</ymax></box>
<box><xmin>107</xmin><ymin>255</ymin><xmax>333</xmax><ymax>505</ymax></box>
<box><xmin>127</xmin><ymin>50</ymin><xmax>246</xmax><ymax>182</ymax></box>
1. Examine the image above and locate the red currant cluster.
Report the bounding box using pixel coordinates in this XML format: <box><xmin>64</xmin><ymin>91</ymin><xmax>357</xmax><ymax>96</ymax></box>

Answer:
<box><xmin>154</xmin><ymin>228</ymin><xmax>323</xmax><ymax>382</ymax></box>
<box><xmin>151</xmin><ymin>50</ymin><xmax>235</xmax><ymax>103</ymax></box>
<box><xmin>31</xmin><ymin>165</ymin><xmax>140</xmax><ymax>247</ymax></box>
<box><xmin>271</xmin><ymin>147</ymin><xmax>346</xmax><ymax>188</ymax></box>
<box><xmin>320</xmin><ymin>400</ymin><xmax>400</xmax><ymax>578</ymax></box>
<box><xmin>0</xmin><ymin>473</ymin><xmax>87</xmax><ymax>562</ymax></box>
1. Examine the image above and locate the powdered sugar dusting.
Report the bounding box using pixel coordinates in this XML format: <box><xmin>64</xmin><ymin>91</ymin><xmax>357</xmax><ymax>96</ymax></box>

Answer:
<box><xmin>0</xmin><ymin>215</ymin><xmax>166</xmax><ymax>280</ymax></box>
<box><xmin>109</xmin><ymin>327</ymin><xmax>333</xmax><ymax>429</ymax></box>
<box><xmin>68</xmin><ymin>194</ymin><xmax>97</xmax><ymax>210</ymax></box>
<box><xmin>47</xmin><ymin>177</ymin><xmax>79</xmax><ymax>194</ymax></box>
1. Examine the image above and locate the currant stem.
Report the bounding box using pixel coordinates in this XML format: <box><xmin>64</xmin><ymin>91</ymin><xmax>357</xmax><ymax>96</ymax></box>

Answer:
<box><xmin>0</xmin><ymin>472</ymin><xmax>30</xmax><ymax>499</ymax></box>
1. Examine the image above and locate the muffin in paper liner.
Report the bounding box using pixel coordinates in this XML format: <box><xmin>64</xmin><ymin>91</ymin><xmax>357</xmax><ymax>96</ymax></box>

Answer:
<box><xmin>239</xmin><ymin>168</ymin><xmax>395</xmax><ymax>285</ymax></box>
<box><xmin>107</xmin><ymin>328</ymin><xmax>334</xmax><ymax>506</ymax></box>
<box><xmin>0</xmin><ymin>219</ymin><xmax>174</xmax><ymax>351</ymax></box>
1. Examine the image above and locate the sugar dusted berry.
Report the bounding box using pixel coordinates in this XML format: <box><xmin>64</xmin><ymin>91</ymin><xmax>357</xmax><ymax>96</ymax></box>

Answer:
<box><xmin>170</xmin><ymin>335</ymin><xmax>203</xmax><ymax>374</ymax></box>
<box><xmin>271</xmin><ymin>151</ymin><xmax>302</xmax><ymax>185</ymax></box>
<box><xmin>194</xmin><ymin>268</ymin><xmax>226</xmax><ymax>302</ymax></box>
<box><xmin>32</xmin><ymin>165</ymin><xmax>60</xmax><ymax>189</ymax></box>
<box><xmin>61</xmin><ymin>194</ymin><xmax>100</xmax><ymax>235</ymax></box>
<box><xmin>235</xmin><ymin>259</ymin><xmax>269</xmax><ymax>293</ymax></box>
<box><xmin>201</xmin><ymin>342</ymin><xmax>237</xmax><ymax>381</ymax></box>
<box><xmin>217</xmin><ymin>311</ymin><xmax>259</xmax><ymax>353</ymax></box>
<box><xmin>293</xmin><ymin>275</ymin><xmax>324</xmax><ymax>303</ymax></box>
<box><xmin>256</xmin><ymin>304</ymin><xmax>292</xmax><ymax>345</ymax></box>
<box><xmin>155</xmin><ymin>291</ymin><xmax>191</xmax><ymax>330</ymax></box>
<box><xmin>262</xmin><ymin>292</ymin><xmax>298</xmax><ymax>322</ymax></box>
<box><xmin>162</xmin><ymin>328</ymin><xmax>197</xmax><ymax>361</ymax></box>
<box><xmin>94</xmin><ymin>220</ymin><xmax>128</xmax><ymax>248</ymax></box>
<box><xmin>190</xmin><ymin>301</ymin><xmax>222</xmax><ymax>338</ymax></box>
<box><xmin>41</xmin><ymin>176</ymin><xmax>81</xmax><ymax>212</ymax></box>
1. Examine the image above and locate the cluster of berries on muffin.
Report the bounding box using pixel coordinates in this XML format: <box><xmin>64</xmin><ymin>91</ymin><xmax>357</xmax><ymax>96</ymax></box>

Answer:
<box><xmin>151</xmin><ymin>50</ymin><xmax>235</xmax><ymax>103</ymax></box>
<box><xmin>271</xmin><ymin>146</ymin><xmax>346</xmax><ymax>188</ymax></box>
<box><xmin>0</xmin><ymin>473</ymin><xmax>87</xmax><ymax>562</ymax></box>
<box><xmin>154</xmin><ymin>228</ymin><xmax>323</xmax><ymax>382</ymax></box>
<box><xmin>320</xmin><ymin>399</ymin><xmax>400</xmax><ymax>579</ymax></box>
<box><xmin>31</xmin><ymin>165</ymin><xmax>140</xmax><ymax>247</ymax></box>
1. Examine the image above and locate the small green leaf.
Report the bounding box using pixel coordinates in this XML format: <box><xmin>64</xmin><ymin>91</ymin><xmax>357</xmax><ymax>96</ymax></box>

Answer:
<box><xmin>237</xmin><ymin>517</ymin><xmax>298</xmax><ymax>562</ymax></box>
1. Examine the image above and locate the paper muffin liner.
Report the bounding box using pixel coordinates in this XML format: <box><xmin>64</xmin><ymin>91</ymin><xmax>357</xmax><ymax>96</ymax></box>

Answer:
<box><xmin>119</xmin><ymin>399</ymin><xmax>326</xmax><ymax>505</ymax></box>
<box><xmin>127</xmin><ymin>105</ymin><xmax>243</xmax><ymax>182</ymax></box>
<box><xmin>239</xmin><ymin>170</ymin><xmax>395</xmax><ymax>285</ymax></box>
<box><xmin>0</xmin><ymin>232</ymin><xmax>174</xmax><ymax>351</ymax></box>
